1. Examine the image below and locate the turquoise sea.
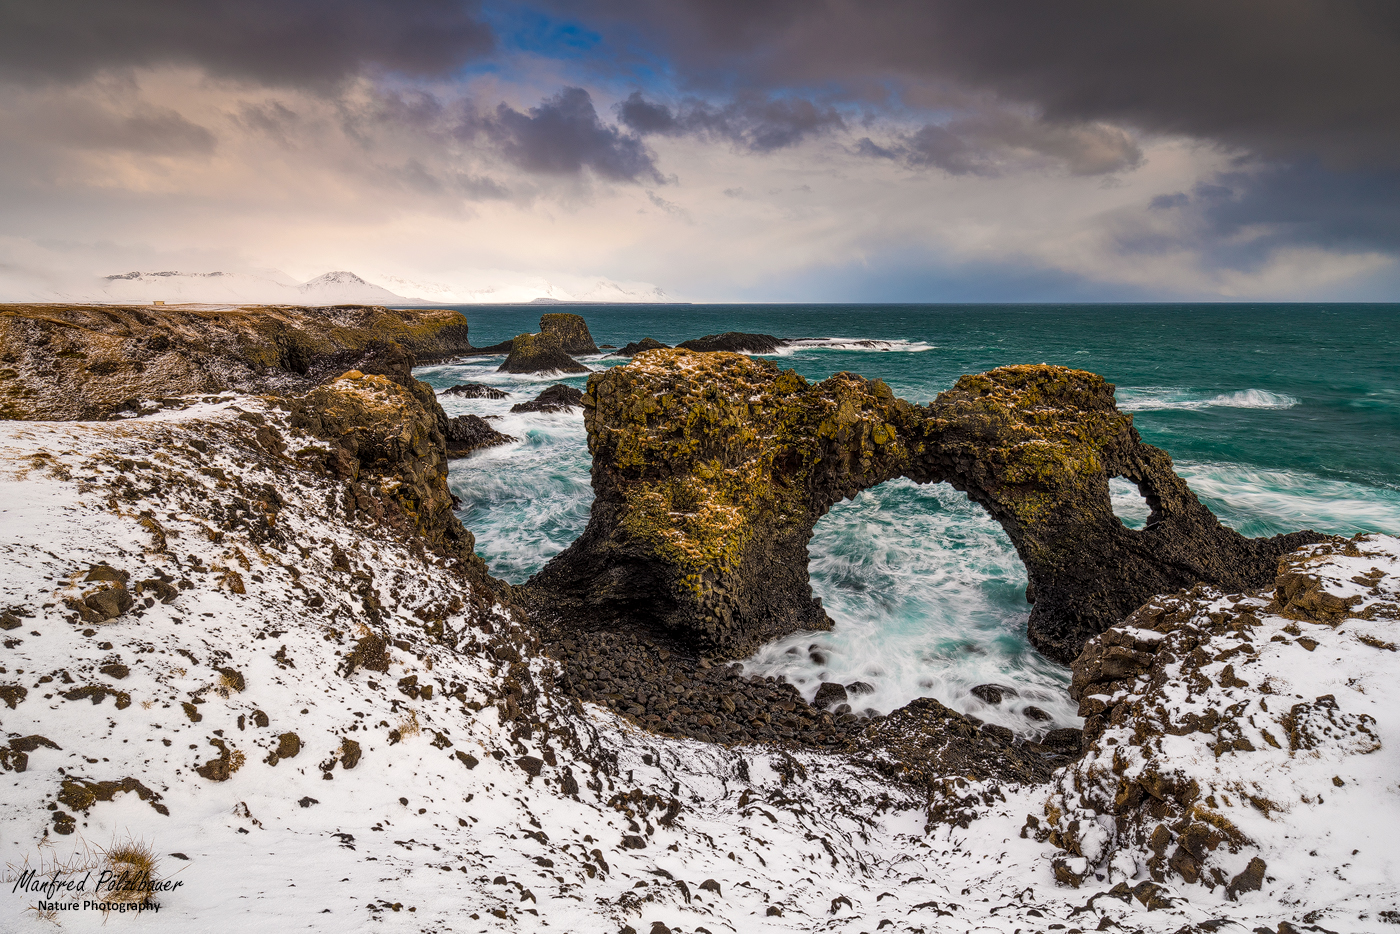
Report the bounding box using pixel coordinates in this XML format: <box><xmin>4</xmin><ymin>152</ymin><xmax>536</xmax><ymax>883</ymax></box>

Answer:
<box><xmin>414</xmin><ymin>304</ymin><xmax>1400</xmax><ymax>735</ymax></box>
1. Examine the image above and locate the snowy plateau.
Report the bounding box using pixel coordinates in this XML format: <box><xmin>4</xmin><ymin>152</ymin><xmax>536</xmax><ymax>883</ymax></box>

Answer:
<box><xmin>0</xmin><ymin>390</ymin><xmax>1396</xmax><ymax>932</ymax></box>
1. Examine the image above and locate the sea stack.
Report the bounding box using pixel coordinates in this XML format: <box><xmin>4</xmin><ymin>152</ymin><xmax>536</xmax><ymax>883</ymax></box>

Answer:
<box><xmin>497</xmin><ymin>332</ymin><xmax>590</xmax><ymax>375</ymax></box>
<box><xmin>538</xmin><ymin>313</ymin><xmax>599</xmax><ymax>355</ymax></box>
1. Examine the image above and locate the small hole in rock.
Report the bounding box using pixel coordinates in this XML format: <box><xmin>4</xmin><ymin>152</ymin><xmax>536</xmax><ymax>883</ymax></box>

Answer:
<box><xmin>1109</xmin><ymin>477</ymin><xmax>1152</xmax><ymax>530</ymax></box>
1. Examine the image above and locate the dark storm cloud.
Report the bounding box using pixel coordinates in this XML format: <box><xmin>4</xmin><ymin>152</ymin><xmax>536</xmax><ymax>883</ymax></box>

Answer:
<box><xmin>0</xmin><ymin>0</ymin><xmax>494</xmax><ymax>86</ymax></box>
<box><xmin>480</xmin><ymin>87</ymin><xmax>662</xmax><ymax>183</ymax></box>
<box><xmin>565</xmin><ymin>1</ymin><xmax>1400</xmax><ymax>169</ymax></box>
<box><xmin>618</xmin><ymin>91</ymin><xmax>843</xmax><ymax>151</ymax></box>
<box><xmin>856</xmin><ymin>113</ymin><xmax>1142</xmax><ymax>177</ymax></box>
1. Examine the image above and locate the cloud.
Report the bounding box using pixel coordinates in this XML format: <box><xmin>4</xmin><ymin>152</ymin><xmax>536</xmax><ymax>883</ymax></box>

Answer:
<box><xmin>857</xmin><ymin>111</ymin><xmax>1142</xmax><ymax>177</ymax></box>
<box><xmin>564</xmin><ymin>1</ymin><xmax>1400</xmax><ymax>169</ymax></box>
<box><xmin>0</xmin><ymin>0</ymin><xmax>494</xmax><ymax>87</ymax></box>
<box><xmin>618</xmin><ymin>91</ymin><xmax>843</xmax><ymax>152</ymax></box>
<box><xmin>480</xmin><ymin>87</ymin><xmax>662</xmax><ymax>182</ymax></box>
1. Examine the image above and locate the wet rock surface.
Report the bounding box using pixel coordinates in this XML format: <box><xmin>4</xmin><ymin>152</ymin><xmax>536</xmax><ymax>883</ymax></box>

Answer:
<box><xmin>497</xmin><ymin>332</ymin><xmax>590</xmax><ymax>375</ymax></box>
<box><xmin>0</xmin><ymin>302</ymin><xmax>474</xmax><ymax>420</ymax></box>
<box><xmin>510</xmin><ymin>383</ymin><xmax>585</xmax><ymax>414</ymax></box>
<box><xmin>441</xmin><ymin>382</ymin><xmax>509</xmax><ymax>400</ymax></box>
<box><xmin>445</xmin><ymin>414</ymin><xmax>517</xmax><ymax>457</ymax></box>
<box><xmin>676</xmin><ymin>332</ymin><xmax>785</xmax><ymax>354</ymax></box>
<box><xmin>525</xmin><ymin>350</ymin><xmax>1321</xmax><ymax>662</ymax></box>
<box><xmin>610</xmin><ymin>338</ymin><xmax>669</xmax><ymax>357</ymax></box>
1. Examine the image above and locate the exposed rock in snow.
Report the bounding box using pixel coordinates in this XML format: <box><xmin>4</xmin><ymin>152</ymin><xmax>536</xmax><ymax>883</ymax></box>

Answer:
<box><xmin>1041</xmin><ymin>534</ymin><xmax>1400</xmax><ymax>926</ymax></box>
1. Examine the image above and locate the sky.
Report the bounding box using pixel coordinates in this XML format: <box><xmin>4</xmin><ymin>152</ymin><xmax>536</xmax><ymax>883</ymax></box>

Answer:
<box><xmin>2</xmin><ymin>0</ymin><xmax>1398</xmax><ymax>302</ymax></box>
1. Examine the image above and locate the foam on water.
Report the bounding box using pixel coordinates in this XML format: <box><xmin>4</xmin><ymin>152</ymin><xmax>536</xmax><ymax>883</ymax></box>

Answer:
<box><xmin>774</xmin><ymin>337</ymin><xmax>935</xmax><ymax>354</ymax></box>
<box><xmin>740</xmin><ymin>479</ymin><xmax>1081</xmax><ymax>734</ymax></box>
<box><xmin>1118</xmin><ymin>387</ymin><xmax>1299</xmax><ymax>412</ymax></box>
<box><xmin>1177</xmin><ymin>462</ymin><xmax>1400</xmax><ymax>538</ymax></box>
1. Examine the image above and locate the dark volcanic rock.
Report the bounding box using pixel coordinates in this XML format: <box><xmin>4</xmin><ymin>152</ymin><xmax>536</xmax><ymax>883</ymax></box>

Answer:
<box><xmin>498</xmin><ymin>333</ymin><xmax>590</xmax><ymax>375</ymax></box>
<box><xmin>441</xmin><ymin>382</ymin><xmax>508</xmax><ymax>400</ymax></box>
<box><xmin>524</xmin><ymin>350</ymin><xmax>1321</xmax><ymax>662</ymax></box>
<box><xmin>609</xmin><ymin>337</ymin><xmax>669</xmax><ymax>357</ymax></box>
<box><xmin>970</xmin><ymin>684</ymin><xmax>1017</xmax><ymax>705</ymax></box>
<box><xmin>677</xmin><ymin>332</ymin><xmax>784</xmax><ymax>354</ymax></box>
<box><xmin>444</xmin><ymin>414</ymin><xmax>517</xmax><ymax>457</ymax></box>
<box><xmin>812</xmin><ymin>682</ymin><xmax>848</xmax><ymax>709</ymax></box>
<box><xmin>510</xmin><ymin>384</ymin><xmax>584</xmax><ymax>414</ymax></box>
<box><xmin>539</xmin><ymin>313</ymin><xmax>599</xmax><ymax>354</ymax></box>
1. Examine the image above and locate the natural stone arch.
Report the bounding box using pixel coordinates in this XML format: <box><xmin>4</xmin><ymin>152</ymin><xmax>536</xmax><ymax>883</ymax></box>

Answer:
<box><xmin>522</xmin><ymin>350</ymin><xmax>1321</xmax><ymax>664</ymax></box>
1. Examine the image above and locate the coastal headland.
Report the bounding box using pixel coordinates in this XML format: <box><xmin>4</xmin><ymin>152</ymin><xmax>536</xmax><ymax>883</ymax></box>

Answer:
<box><xmin>0</xmin><ymin>302</ymin><xmax>1393</xmax><ymax>932</ymax></box>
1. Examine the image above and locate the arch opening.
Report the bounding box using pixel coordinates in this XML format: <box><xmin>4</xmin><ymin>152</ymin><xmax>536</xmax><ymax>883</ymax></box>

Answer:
<box><xmin>1109</xmin><ymin>475</ymin><xmax>1154</xmax><ymax>530</ymax></box>
<box><xmin>740</xmin><ymin>478</ymin><xmax>1081</xmax><ymax>736</ymax></box>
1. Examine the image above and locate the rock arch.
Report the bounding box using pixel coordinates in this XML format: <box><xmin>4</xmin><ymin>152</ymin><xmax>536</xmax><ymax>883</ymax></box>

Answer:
<box><xmin>522</xmin><ymin>350</ymin><xmax>1321</xmax><ymax>663</ymax></box>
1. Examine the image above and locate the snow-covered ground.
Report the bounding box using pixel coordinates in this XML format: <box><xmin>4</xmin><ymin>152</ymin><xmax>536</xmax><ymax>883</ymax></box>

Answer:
<box><xmin>0</xmin><ymin>398</ymin><xmax>1395</xmax><ymax>932</ymax></box>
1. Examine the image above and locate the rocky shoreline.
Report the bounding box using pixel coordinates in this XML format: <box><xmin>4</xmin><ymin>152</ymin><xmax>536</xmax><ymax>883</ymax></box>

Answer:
<box><xmin>1</xmin><ymin>301</ymin><xmax>1393</xmax><ymax>932</ymax></box>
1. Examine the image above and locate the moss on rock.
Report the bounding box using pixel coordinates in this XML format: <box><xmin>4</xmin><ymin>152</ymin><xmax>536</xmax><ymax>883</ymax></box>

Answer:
<box><xmin>525</xmin><ymin>351</ymin><xmax>1322</xmax><ymax>661</ymax></box>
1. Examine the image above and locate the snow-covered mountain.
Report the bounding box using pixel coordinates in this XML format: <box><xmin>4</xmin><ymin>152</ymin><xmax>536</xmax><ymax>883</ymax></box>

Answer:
<box><xmin>92</xmin><ymin>269</ymin><xmax>415</xmax><ymax>306</ymax></box>
<box><xmin>4</xmin><ymin>266</ymin><xmax>673</xmax><ymax>305</ymax></box>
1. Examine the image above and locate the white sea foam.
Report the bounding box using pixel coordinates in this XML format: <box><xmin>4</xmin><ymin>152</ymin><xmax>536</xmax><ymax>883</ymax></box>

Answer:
<box><xmin>1117</xmin><ymin>386</ymin><xmax>1299</xmax><ymax>412</ymax></box>
<box><xmin>741</xmin><ymin>479</ymin><xmax>1080</xmax><ymax>735</ymax></box>
<box><xmin>1178</xmin><ymin>462</ymin><xmax>1400</xmax><ymax>538</ymax></box>
<box><xmin>770</xmin><ymin>337</ymin><xmax>935</xmax><ymax>355</ymax></box>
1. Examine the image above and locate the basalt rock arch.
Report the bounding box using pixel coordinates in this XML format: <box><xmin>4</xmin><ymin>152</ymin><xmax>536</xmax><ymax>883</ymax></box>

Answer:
<box><xmin>522</xmin><ymin>350</ymin><xmax>1321</xmax><ymax>664</ymax></box>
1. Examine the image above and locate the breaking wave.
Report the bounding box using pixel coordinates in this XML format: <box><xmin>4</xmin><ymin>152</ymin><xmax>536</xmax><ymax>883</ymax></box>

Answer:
<box><xmin>1117</xmin><ymin>387</ymin><xmax>1299</xmax><ymax>412</ymax></box>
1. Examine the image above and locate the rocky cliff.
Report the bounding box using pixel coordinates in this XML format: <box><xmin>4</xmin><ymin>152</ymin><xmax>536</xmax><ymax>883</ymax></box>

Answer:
<box><xmin>524</xmin><ymin>350</ymin><xmax>1320</xmax><ymax>661</ymax></box>
<box><xmin>0</xmin><ymin>303</ymin><xmax>474</xmax><ymax>420</ymax></box>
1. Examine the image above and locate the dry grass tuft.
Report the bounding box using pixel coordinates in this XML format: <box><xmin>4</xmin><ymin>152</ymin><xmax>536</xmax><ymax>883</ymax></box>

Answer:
<box><xmin>392</xmin><ymin>709</ymin><xmax>421</xmax><ymax>742</ymax></box>
<box><xmin>97</xmin><ymin>835</ymin><xmax>161</xmax><ymax>903</ymax></box>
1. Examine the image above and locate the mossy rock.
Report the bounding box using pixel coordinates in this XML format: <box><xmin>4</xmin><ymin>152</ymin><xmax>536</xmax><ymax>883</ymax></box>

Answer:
<box><xmin>524</xmin><ymin>351</ymin><xmax>1322</xmax><ymax>662</ymax></box>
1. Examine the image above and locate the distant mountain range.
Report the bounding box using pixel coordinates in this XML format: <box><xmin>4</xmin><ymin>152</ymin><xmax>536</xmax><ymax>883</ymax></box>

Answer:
<box><xmin>18</xmin><ymin>268</ymin><xmax>671</xmax><ymax>306</ymax></box>
<box><xmin>95</xmin><ymin>270</ymin><xmax>417</xmax><ymax>305</ymax></box>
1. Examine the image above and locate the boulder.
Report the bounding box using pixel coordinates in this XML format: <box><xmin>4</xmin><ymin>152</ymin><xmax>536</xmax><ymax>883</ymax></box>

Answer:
<box><xmin>510</xmin><ymin>384</ymin><xmax>584</xmax><ymax>414</ymax></box>
<box><xmin>538</xmin><ymin>313</ymin><xmax>599</xmax><ymax>354</ymax></box>
<box><xmin>610</xmin><ymin>337</ymin><xmax>669</xmax><ymax>357</ymax></box>
<box><xmin>677</xmin><ymin>332</ymin><xmax>784</xmax><ymax>354</ymax></box>
<box><xmin>497</xmin><ymin>333</ymin><xmax>589</xmax><ymax>375</ymax></box>
<box><xmin>441</xmin><ymin>382</ymin><xmax>509</xmax><ymax>400</ymax></box>
<box><xmin>444</xmin><ymin>414</ymin><xmax>516</xmax><ymax>457</ymax></box>
<box><xmin>812</xmin><ymin>682</ymin><xmax>848</xmax><ymax>709</ymax></box>
<box><xmin>523</xmin><ymin>350</ymin><xmax>1321</xmax><ymax>661</ymax></box>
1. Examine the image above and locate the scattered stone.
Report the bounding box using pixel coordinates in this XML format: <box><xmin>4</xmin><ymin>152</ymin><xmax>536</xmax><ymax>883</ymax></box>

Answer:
<box><xmin>621</xmin><ymin>834</ymin><xmax>647</xmax><ymax>849</ymax></box>
<box><xmin>845</xmin><ymin>681</ymin><xmax>875</xmax><ymax>696</ymax></box>
<box><xmin>1022</xmin><ymin>705</ymin><xmax>1053</xmax><ymax>722</ymax></box>
<box><xmin>516</xmin><ymin>755</ymin><xmax>544</xmax><ymax>776</ymax></box>
<box><xmin>276</xmin><ymin>732</ymin><xmax>302</xmax><ymax>759</ymax></box>
<box><xmin>99</xmin><ymin>663</ymin><xmax>130</xmax><ymax>680</ymax></box>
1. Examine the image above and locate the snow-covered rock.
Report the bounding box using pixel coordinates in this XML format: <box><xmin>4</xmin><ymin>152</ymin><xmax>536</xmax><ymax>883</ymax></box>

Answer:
<box><xmin>1042</xmin><ymin>535</ymin><xmax>1400</xmax><ymax>927</ymax></box>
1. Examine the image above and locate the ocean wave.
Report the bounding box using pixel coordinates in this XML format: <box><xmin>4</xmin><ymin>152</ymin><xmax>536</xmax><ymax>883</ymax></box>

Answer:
<box><xmin>771</xmin><ymin>337</ymin><xmax>935</xmax><ymax>355</ymax></box>
<box><xmin>1117</xmin><ymin>387</ymin><xmax>1299</xmax><ymax>412</ymax></box>
<box><xmin>1177</xmin><ymin>462</ymin><xmax>1400</xmax><ymax>537</ymax></box>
